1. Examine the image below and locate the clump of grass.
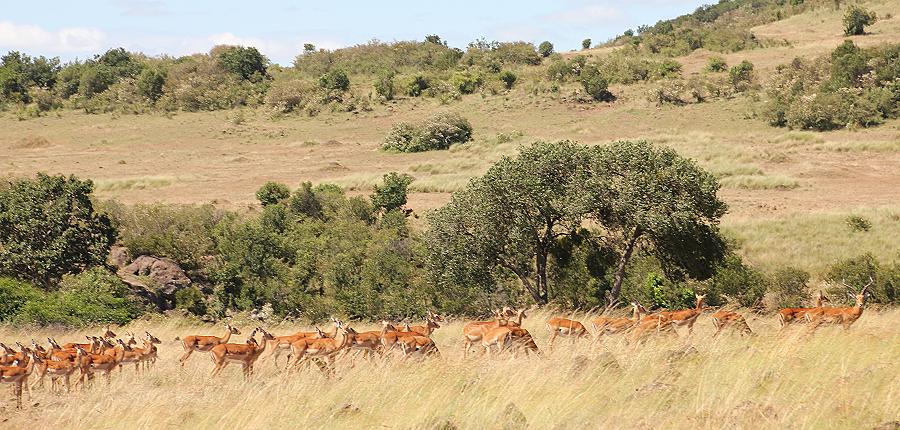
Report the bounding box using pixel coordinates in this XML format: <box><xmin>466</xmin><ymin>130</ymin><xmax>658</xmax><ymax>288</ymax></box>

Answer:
<box><xmin>719</xmin><ymin>174</ymin><xmax>800</xmax><ymax>190</ymax></box>
<box><xmin>846</xmin><ymin>215</ymin><xmax>872</xmax><ymax>232</ymax></box>
<box><xmin>94</xmin><ymin>176</ymin><xmax>175</xmax><ymax>191</ymax></box>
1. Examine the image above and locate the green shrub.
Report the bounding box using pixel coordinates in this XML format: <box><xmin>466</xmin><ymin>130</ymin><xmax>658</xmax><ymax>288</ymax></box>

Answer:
<box><xmin>0</xmin><ymin>173</ymin><xmax>115</xmax><ymax>286</ymax></box>
<box><xmin>769</xmin><ymin>266</ymin><xmax>810</xmax><ymax>308</ymax></box>
<box><xmin>450</xmin><ymin>71</ymin><xmax>482</xmax><ymax>94</ymax></box>
<box><xmin>0</xmin><ymin>277</ymin><xmax>43</xmax><ymax>321</ymax></box>
<box><xmin>706</xmin><ymin>56</ymin><xmax>728</xmax><ymax>72</ymax></box>
<box><xmin>289</xmin><ymin>182</ymin><xmax>324</xmax><ymax>219</ymax></box>
<box><xmin>843</xmin><ymin>5</ymin><xmax>877</xmax><ymax>36</ymax></box>
<box><xmin>136</xmin><ymin>67</ymin><xmax>166</xmax><ymax>102</ymax></box>
<box><xmin>824</xmin><ymin>254</ymin><xmax>897</xmax><ymax>304</ymax></box>
<box><xmin>652</xmin><ymin>59</ymin><xmax>683</xmax><ymax>79</ymax></box>
<box><xmin>383</xmin><ymin>112</ymin><xmax>473</xmax><ymax>152</ymax></box>
<box><xmin>371</xmin><ymin>172</ymin><xmax>414</xmax><ymax>214</ymax></box>
<box><xmin>846</xmin><ymin>215</ymin><xmax>872</xmax><ymax>232</ymax></box>
<box><xmin>729</xmin><ymin>60</ymin><xmax>754</xmax><ymax>90</ymax></box>
<box><xmin>546</xmin><ymin>60</ymin><xmax>572</xmax><ymax>82</ymax></box>
<box><xmin>498</xmin><ymin>70</ymin><xmax>517</xmax><ymax>89</ymax></box>
<box><xmin>216</xmin><ymin>45</ymin><xmax>268</xmax><ymax>81</ymax></box>
<box><xmin>648</xmin><ymin>79</ymin><xmax>687</xmax><ymax>105</ymax></box>
<box><xmin>582</xmin><ymin>39</ymin><xmax>592</xmax><ymax>50</ymax></box>
<box><xmin>405</xmin><ymin>74</ymin><xmax>429</xmax><ymax>96</ymax></box>
<box><xmin>319</xmin><ymin>69</ymin><xmax>349</xmax><ymax>91</ymax></box>
<box><xmin>579</xmin><ymin>64</ymin><xmax>612</xmax><ymax>101</ymax></box>
<box><xmin>374</xmin><ymin>70</ymin><xmax>395</xmax><ymax>100</ymax></box>
<box><xmin>175</xmin><ymin>287</ymin><xmax>207</xmax><ymax>315</ymax></box>
<box><xmin>256</xmin><ymin>181</ymin><xmax>290</xmax><ymax>206</ymax></box>
<box><xmin>264</xmin><ymin>77</ymin><xmax>316</xmax><ymax>113</ymax></box>
<box><xmin>704</xmin><ymin>254</ymin><xmax>767</xmax><ymax>307</ymax></box>
<box><xmin>538</xmin><ymin>41</ymin><xmax>554</xmax><ymax>58</ymax></box>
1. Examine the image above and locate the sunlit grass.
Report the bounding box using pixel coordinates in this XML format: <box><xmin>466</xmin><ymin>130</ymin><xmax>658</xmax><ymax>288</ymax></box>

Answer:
<box><xmin>1</xmin><ymin>307</ymin><xmax>898</xmax><ymax>429</ymax></box>
<box><xmin>94</xmin><ymin>176</ymin><xmax>176</xmax><ymax>191</ymax></box>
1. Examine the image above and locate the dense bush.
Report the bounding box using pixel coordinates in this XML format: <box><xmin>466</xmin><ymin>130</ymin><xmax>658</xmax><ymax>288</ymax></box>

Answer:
<box><xmin>449</xmin><ymin>71</ymin><xmax>482</xmax><ymax>94</ymax></box>
<box><xmin>706</xmin><ymin>56</ymin><xmax>728</xmax><ymax>72</ymax></box>
<box><xmin>405</xmin><ymin>74</ymin><xmax>429</xmax><ymax>96</ymax></box>
<box><xmin>824</xmin><ymin>254</ymin><xmax>898</xmax><ymax>305</ymax></box>
<box><xmin>765</xmin><ymin>41</ymin><xmax>900</xmax><ymax>130</ymax></box>
<box><xmin>0</xmin><ymin>174</ymin><xmax>115</xmax><ymax>286</ymax></box>
<box><xmin>579</xmin><ymin>64</ymin><xmax>613</xmax><ymax>101</ymax></box>
<box><xmin>371</xmin><ymin>173</ymin><xmax>413</xmax><ymax>213</ymax></box>
<box><xmin>374</xmin><ymin>70</ymin><xmax>395</xmax><ymax>100</ymax></box>
<box><xmin>256</xmin><ymin>181</ymin><xmax>291</xmax><ymax>206</ymax></box>
<box><xmin>768</xmin><ymin>266</ymin><xmax>810</xmax><ymax>308</ymax></box>
<box><xmin>0</xmin><ymin>277</ymin><xmax>43</xmax><ymax>321</ymax></box>
<box><xmin>843</xmin><ymin>5</ymin><xmax>877</xmax><ymax>36</ymax></box>
<box><xmin>498</xmin><ymin>70</ymin><xmax>517</xmax><ymax>89</ymax></box>
<box><xmin>582</xmin><ymin>39</ymin><xmax>592</xmax><ymax>50</ymax></box>
<box><xmin>136</xmin><ymin>67</ymin><xmax>166</xmax><ymax>102</ymax></box>
<box><xmin>728</xmin><ymin>60</ymin><xmax>755</xmax><ymax>90</ymax></box>
<box><xmin>382</xmin><ymin>112</ymin><xmax>473</xmax><ymax>152</ymax></box>
<box><xmin>216</xmin><ymin>45</ymin><xmax>268</xmax><ymax>81</ymax></box>
<box><xmin>538</xmin><ymin>41</ymin><xmax>554</xmax><ymax>58</ymax></box>
<box><xmin>319</xmin><ymin>69</ymin><xmax>350</xmax><ymax>91</ymax></box>
<box><xmin>13</xmin><ymin>268</ymin><xmax>141</xmax><ymax>326</ymax></box>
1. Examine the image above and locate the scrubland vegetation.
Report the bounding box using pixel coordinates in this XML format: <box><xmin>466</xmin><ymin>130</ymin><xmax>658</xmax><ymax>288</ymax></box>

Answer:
<box><xmin>1</xmin><ymin>0</ymin><xmax>899</xmax><ymax>425</ymax></box>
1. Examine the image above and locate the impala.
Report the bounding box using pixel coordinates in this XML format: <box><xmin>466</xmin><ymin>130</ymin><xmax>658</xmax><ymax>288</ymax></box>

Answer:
<box><xmin>30</xmin><ymin>353</ymin><xmax>77</xmax><ymax>394</ymax></box>
<box><xmin>805</xmin><ymin>278</ymin><xmax>874</xmax><ymax>332</ymax></box>
<box><xmin>462</xmin><ymin>308</ymin><xmax>515</xmax><ymax>358</ymax></box>
<box><xmin>102</xmin><ymin>325</ymin><xmax>117</xmax><ymax>340</ymax></box>
<box><xmin>546</xmin><ymin>315</ymin><xmax>589</xmax><ymax>350</ymax></box>
<box><xmin>0</xmin><ymin>343</ymin><xmax>29</xmax><ymax>367</ymax></box>
<box><xmin>481</xmin><ymin>314</ymin><xmax>514</xmax><ymax>356</ymax></box>
<box><xmin>178</xmin><ymin>323</ymin><xmax>241</xmax><ymax>366</ymax></box>
<box><xmin>289</xmin><ymin>324</ymin><xmax>358</xmax><ymax>376</ymax></box>
<box><xmin>116</xmin><ymin>339</ymin><xmax>145</xmax><ymax>372</ymax></box>
<box><xmin>261</xmin><ymin>318</ymin><xmax>339</xmax><ymax>368</ymax></box>
<box><xmin>78</xmin><ymin>343</ymin><xmax>124</xmax><ymax>384</ymax></box>
<box><xmin>0</xmin><ymin>350</ymin><xmax>36</xmax><ymax>408</ymax></box>
<box><xmin>592</xmin><ymin>303</ymin><xmax>642</xmax><ymax>338</ymax></box>
<box><xmin>209</xmin><ymin>328</ymin><xmax>275</xmax><ymax>379</ymax></box>
<box><xmin>644</xmin><ymin>294</ymin><xmax>707</xmax><ymax>334</ymax></box>
<box><xmin>379</xmin><ymin>321</ymin><xmax>434</xmax><ymax>357</ymax></box>
<box><xmin>140</xmin><ymin>332</ymin><xmax>162</xmax><ymax>370</ymax></box>
<box><xmin>778</xmin><ymin>290</ymin><xmax>829</xmax><ymax>328</ymax></box>
<box><xmin>62</xmin><ymin>336</ymin><xmax>101</xmax><ymax>354</ymax></box>
<box><xmin>710</xmin><ymin>310</ymin><xmax>753</xmax><ymax>337</ymax></box>
<box><xmin>406</xmin><ymin>313</ymin><xmax>442</xmax><ymax>337</ymax></box>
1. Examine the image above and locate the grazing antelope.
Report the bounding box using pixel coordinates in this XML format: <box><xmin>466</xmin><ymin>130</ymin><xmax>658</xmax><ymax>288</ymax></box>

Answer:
<box><xmin>289</xmin><ymin>324</ymin><xmax>358</xmax><ymax>376</ymax></box>
<box><xmin>30</xmin><ymin>353</ymin><xmax>77</xmax><ymax>394</ymax></box>
<box><xmin>805</xmin><ymin>278</ymin><xmax>874</xmax><ymax>332</ymax></box>
<box><xmin>710</xmin><ymin>310</ymin><xmax>753</xmax><ymax>337</ymax></box>
<box><xmin>546</xmin><ymin>316</ymin><xmax>589</xmax><ymax>350</ymax></box>
<box><xmin>778</xmin><ymin>290</ymin><xmax>830</xmax><ymax>328</ymax></box>
<box><xmin>209</xmin><ymin>328</ymin><xmax>275</xmax><ymax>379</ymax></box>
<box><xmin>0</xmin><ymin>351</ymin><xmax>36</xmax><ymax>408</ymax></box>
<box><xmin>178</xmin><ymin>323</ymin><xmax>241</xmax><ymax>366</ymax></box>
<box><xmin>462</xmin><ymin>308</ymin><xmax>516</xmax><ymax>358</ymax></box>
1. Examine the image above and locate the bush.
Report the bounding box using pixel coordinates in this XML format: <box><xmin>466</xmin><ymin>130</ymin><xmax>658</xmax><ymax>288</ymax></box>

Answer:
<box><xmin>538</xmin><ymin>41</ymin><xmax>554</xmax><ymax>58</ymax></box>
<box><xmin>498</xmin><ymin>70</ymin><xmax>517</xmax><ymax>89</ymax></box>
<box><xmin>0</xmin><ymin>277</ymin><xmax>43</xmax><ymax>321</ymax></box>
<box><xmin>648</xmin><ymin>79</ymin><xmax>687</xmax><ymax>106</ymax></box>
<box><xmin>846</xmin><ymin>215</ymin><xmax>872</xmax><ymax>232</ymax></box>
<box><xmin>825</xmin><ymin>254</ymin><xmax>897</xmax><ymax>304</ymax></box>
<box><xmin>706</xmin><ymin>56</ymin><xmax>728</xmax><ymax>72</ymax></box>
<box><xmin>450</xmin><ymin>71</ymin><xmax>482</xmax><ymax>94</ymax></box>
<box><xmin>0</xmin><ymin>174</ymin><xmax>115</xmax><ymax>286</ymax></box>
<box><xmin>256</xmin><ymin>181</ymin><xmax>290</xmax><ymax>206</ymax></box>
<box><xmin>216</xmin><ymin>45</ymin><xmax>268</xmax><ymax>81</ymax></box>
<box><xmin>579</xmin><ymin>64</ymin><xmax>612</xmax><ymax>101</ymax></box>
<box><xmin>371</xmin><ymin>172</ymin><xmax>414</xmax><ymax>213</ymax></box>
<box><xmin>175</xmin><ymin>287</ymin><xmax>207</xmax><ymax>315</ymax></box>
<box><xmin>136</xmin><ymin>67</ymin><xmax>166</xmax><ymax>102</ymax></box>
<box><xmin>652</xmin><ymin>59</ymin><xmax>683</xmax><ymax>79</ymax></box>
<box><xmin>264</xmin><ymin>77</ymin><xmax>316</xmax><ymax>113</ymax></box>
<box><xmin>704</xmin><ymin>254</ymin><xmax>767</xmax><ymax>307</ymax></box>
<box><xmin>769</xmin><ymin>266</ymin><xmax>810</xmax><ymax>308</ymax></box>
<box><xmin>319</xmin><ymin>69</ymin><xmax>349</xmax><ymax>91</ymax></box>
<box><xmin>374</xmin><ymin>70</ymin><xmax>395</xmax><ymax>100</ymax></box>
<box><xmin>382</xmin><ymin>112</ymin><xmax>473</xmax><ymax>152</ymax></box>
<box><xmin>729</xmin><ymin>60</ymin><xmax>754</xmax><ymax>90</ymax></box>
<box><xmin>843</xmin><ymin>5</ymin><xmax>877</xmax><ymax>36</ymax></box>
<box><xmin>14</xmin><ymin>268</ymin><xmax>141</xmax><ymax>326</ymax></box>
<box><xmin>405</xmin><ymin>74</ymin><xmax>429</xmax><ymax>96</ymax></box>
<box><xmin>582</xmin><ymin>39</ymin><xmax>592</xmax><ymax>50</ymax></box>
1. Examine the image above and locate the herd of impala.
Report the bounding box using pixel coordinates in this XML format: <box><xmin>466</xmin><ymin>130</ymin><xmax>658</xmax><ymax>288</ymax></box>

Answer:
<box><xmin>0</xmin><ymin>278</ymin><xmax>876</xmax><ymax>409</ymax></box>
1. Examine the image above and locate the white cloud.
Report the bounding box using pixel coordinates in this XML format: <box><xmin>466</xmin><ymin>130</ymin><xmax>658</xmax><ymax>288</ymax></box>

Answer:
<box><xmin>0</xmin><ymin>21</ymin><xmax>106</xmax><ymax>54</ymax></box>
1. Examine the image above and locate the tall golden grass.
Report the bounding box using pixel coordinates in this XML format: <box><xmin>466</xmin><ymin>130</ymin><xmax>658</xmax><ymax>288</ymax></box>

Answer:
<box><xmin>2</xmin><ymin>307</ymin><xmax>898</xmax><ymax>429</ymax></box>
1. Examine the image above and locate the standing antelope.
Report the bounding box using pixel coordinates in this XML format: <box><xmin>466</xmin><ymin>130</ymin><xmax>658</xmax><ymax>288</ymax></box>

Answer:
<box><xmin>78</xmin><ymin>343</ymin><xmax>124</xmax><ymax>384</ymax></box>
<box><xmin>406</xmin><ymin>312</ymin><xmax>443</xmax><ymax>337</ymax></box>
<box><xmin>140</xmin><ymin>332</ymin><xmax>162</xmax><ymax>370</ymax></box>
<box><xmin>178</xmin><ymin>324</ymin><xmax>241</xmax><ymax>366</ymax></box>
<box><xmin>710</xmin><ymin>310</ymin><xmax>753</xmax><ymax>337</ymax></box>
<box><xmin>546</xmin><ymin>315</ymin><xmax>589</xmax><ymax>350</ymax></box>
<box><xmin>805</xmin><ymin>278</ymin><xmax>874</xmax><ymax>332</ymax></box>
<box><xmin>462</xmin><ymin>308</ymin><xmax>515</xmax><ymax>358</ymax></box>
<box><xmin>289</xmin><ymin>324</ymin><xmax>358</xmax><ymax>376</ymax></box>
<box><xmin>1</xmin><ymin>351</ymin><xmax>36</xmax><ymax>408</ymax></box>
<box><xmin>778</xmin><ymin>290</ymin><xmax>830</xmax><ymax>328</ymax></box>
<box><xmin>30</xmin><ymin>353</ymin><xmax>77</xmax><ymax>394</ymax></box>
<box><xmin>209</xmin><ymin>328</ymin><xmax>275</xmax><ymax>379</ymax></box>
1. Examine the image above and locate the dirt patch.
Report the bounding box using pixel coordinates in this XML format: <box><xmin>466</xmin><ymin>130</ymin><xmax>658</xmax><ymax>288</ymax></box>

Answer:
<box><xmin>13</xmin><ymin>135</ymin><xmax>52</xmax><ymax>149</ymax></box>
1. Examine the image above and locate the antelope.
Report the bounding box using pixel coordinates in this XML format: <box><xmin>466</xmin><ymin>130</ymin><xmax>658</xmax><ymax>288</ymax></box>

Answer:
<box><xmin>710</xmin><ymin>310</ymin><xmax>753</xmax><ymax>337</ymax></box>
<box><xmin>79</xmin><ymin>343</ymin><xmax>124</xmax><ymax>384</ymax></box>
<box><xmin>289</xmin><ymin>324</ymin><xmax>358</xmax><ymax>376</ymax></box>
<box><xmin>462</xmin><ymin>308</ymin><xmax>515</xmax><ymax>358</ymax></box>
<box><xmin>140</xmin><ymin>332</ymin><xmax>162</xmax><ymax>370</ymax></box>
<box><xmin>646</xmin><ymin>294</ymin><xmax>707</xmax><ymax>334</ymax></box>
<box><xmin>778</xmin><ymin>290</ymin><xmax>830</xmax><ymax>328</ymax></box>
<box><xmin>0</xmin><ymin>351</ymin><xmax>36</xmax><ymax>408</ymax></box>
<box><xmin>481</xmin><ymin>313</ymin><xmax>514</xmax><ymax>356</ymax></box>
<box><xmin>62</xmin><ymin>336</ymin><xmax>101</xmax><ymax>354</ymax></box>
<box><xmin>630</xmin><ymin>313</ymin><xmax>675</xmax><ymax>340</ymax></box>
<box><xmin>102</xmin><ymin>325</ymin><xmax>117</xmax><ymax>339</ymax></box>
<box><xmin>30</xmin><ymin>353</ymin><xmax>77</xmax><ymax>394</ymax></box>
<box><xmin>0</xmin><ymin>343</ymin><xmax>29</xmax><ymax>367</ymax></box>
<box><xmin>47</xmin><ymin>338</ymin><xmax>84</xmax><ymax>362</ymax></box>
<box><xmin>592</xmin><ymin>303</ymin><xmax>643</xmax><ymax>338</ymax></box>
<box><xmin>116</xmin><ymin>339</ymin><xmax>145</xmax><ymax>372</ymax></box>
<box><xmin>178</xmin><ymin>323</ymin><xmax>241</xmax><ymax>366</ymax></box>
<box><xmin>380</xmin><ymin>323</ymin><xmax>439</xmax><ymax>358</ymax></box>
<box><xmin>209</xmin><ymin>328</ymin><xmax>275</xmax><ymax>379</ymax></box>
<box><xmin>261</xmin><ymin>318</ymin><xmax>339</xmax><ymax>368</ymax></box>
<box><xmin>805</xmin><ymin>278</ymin><xmax>874</xmax><ymax>332</ymax></box>
<box><xmin>406</xmin><ymin>313</ymin><xmax>443</xmax><ymax>337</ymax></box>
<box><xmin>546</xmin><ymin>315</ymin><xmax>589</xmax><ymax>350</ymax></box>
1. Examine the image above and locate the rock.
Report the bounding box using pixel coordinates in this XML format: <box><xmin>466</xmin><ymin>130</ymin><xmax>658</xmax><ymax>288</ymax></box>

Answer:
<box><xmin>107</xmin><ymin>245</ymin><xmax>131</xmax><ymax>270</ymax></box>
<box><xmin>121</xmin><ymin>255</ymin><xmax>191</xmax><ymax>295</ymax></box>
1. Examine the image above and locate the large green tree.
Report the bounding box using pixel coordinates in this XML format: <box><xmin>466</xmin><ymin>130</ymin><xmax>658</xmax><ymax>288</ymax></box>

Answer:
<box><xmin>0</xmin><ymin>174</ymin><xmax>116</xmax><ymax>286</ymax></box>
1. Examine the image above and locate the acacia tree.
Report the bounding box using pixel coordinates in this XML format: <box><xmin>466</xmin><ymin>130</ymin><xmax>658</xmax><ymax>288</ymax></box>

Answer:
<box><xmin>0</xmin><ymin>174</ymin><xmax>116</xmax><ymax>287</ymax></box>
<box><xmin>585</xmin><ymin>140</ymin><xmax>727</xmax><ymax>307</ymax></box>
<box><xmin>427</xmin><ymin>141</ymin><xmax>595</xmax><ymax>304</ymax></box>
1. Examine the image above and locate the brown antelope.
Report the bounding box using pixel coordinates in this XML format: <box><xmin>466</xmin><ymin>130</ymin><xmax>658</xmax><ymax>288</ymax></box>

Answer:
<box><xmin>79</xmin><ymin>343</ymin><xmax>124</xmax><ymax>384</ymax></box>
<box><xmin>710</xmin><ymin>310</ymin><xmax>753</xmax><ymax>337</ymax></box>
<box><xmin>116</xmin><ymin>339</ymin><xmax>145</xmax><ymax>372</ymax></box>
<box><xmin>406</xmin><ymin>313</ymin><xmax>443</xmax><ymax>337</ymax></box>
<box><xmin>261</xmin><ymin>318</ymin><xmax>339</xmax><ymax>368</ymax></box>
<box><xmin>178</xmin><ymin>323</ymin><xmax>241</xmax><ymax>366</ymax></box>
<box><xmin>62</xmin><ymin>336</ymin><xmax>101</xmax><ymax>354</ymax></box>
<box><xmin>646</xmin><ymin>294</ymin><xmax>707</xmax><ymax>334</ymax></box>
<box><xmin>481</xmin><ymin>313</ymin><xmax>515</xmax><ymax>356</ymax></box>
<box><xmin>289</xmin><ymin>324</ymin><xmax>358</xmax><ymax>375</ymax></box>
<box><xmin>0</xmin><ymin>343</ymin><xmax>29</xmax><ymax>367</ymax></box>
<box><xmin>462</xmin><ymin>308</ymin><xmax>515</xmax><ymax>358</ymax></box>
<box><xmin>778</xmin><ymin>290</ymin><xmax>830</xmax><ymax>328</ymax></box>
<box><xmin>30</xmin><ymin>353</ymin><xmax>77</xmax><ymax>394</ymax></box>
<box><xmin>546</xmin><ymin>316</ymin><xmax>589</xmax><ymax>350</ymax></box>
<box><xmin>378</xmin><ymin>322</ymin><xmax>432</xmax><ymax>357</ymax></box>
<box><xmin>1</xmin><ymin>351</ymin><xmax>36</xmax><ymax>408</ymax></box>
<box><xmin>47</xmin><ymin>338</ymin><xmax>84</xmax><ymax>362</ymax></box>
<box><xmin>102</xmin><ymin>325</ymin><xmax>117</xmax><ymax>339</ymax></box>
<box><xmin>140</xmin><ymin>332</ymin><xmax>162</xmax><ymax>370</ymax></box>
<box><xmin>592</xmin><ymin>303</ymin><xmax>643</xmax><ymax>338</ymax></box>
<box><xmin>209</xmin><ymin>328</ymin><xmax>275</xmax><ymax>379</ymax></box>
<box><xmin>805</xmin><ymin>278</ymin><xmax>874</xmax><ymax>332</ymax></box>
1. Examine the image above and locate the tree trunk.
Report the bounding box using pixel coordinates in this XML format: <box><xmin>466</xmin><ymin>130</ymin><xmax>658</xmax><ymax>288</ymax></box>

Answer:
<box><xmin>607</xmin><ymin>226</ymin><xmax>642</xmax><ymax>309</ymax></box>
<box><xmin>535</xmin><ymin>249</ymin><xmax>548</xmax><ymax>304</ymax></box>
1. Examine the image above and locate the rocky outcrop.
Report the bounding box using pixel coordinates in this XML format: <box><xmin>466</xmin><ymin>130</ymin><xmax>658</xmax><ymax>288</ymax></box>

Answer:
<box><xmin>109</xmin><ymin>247</ymin><xmax>193</xmax><ymax>310</ymax></box>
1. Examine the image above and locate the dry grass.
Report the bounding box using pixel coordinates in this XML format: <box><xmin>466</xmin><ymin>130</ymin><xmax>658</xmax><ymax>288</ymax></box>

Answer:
<box><xmin>1</xmin><ymin>308</ymin><xmax>898</xmax><ymax>429</ymax></box>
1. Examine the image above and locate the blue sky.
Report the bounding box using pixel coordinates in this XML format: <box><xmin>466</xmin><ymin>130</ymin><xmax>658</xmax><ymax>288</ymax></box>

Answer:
<box><xmin>0</xmin><ymin>1</ymin><xmax>706</xmax><ymax>65</ymax></box>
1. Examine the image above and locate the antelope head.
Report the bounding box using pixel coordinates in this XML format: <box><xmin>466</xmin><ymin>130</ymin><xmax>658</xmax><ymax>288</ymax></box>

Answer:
<box><xmin>227</xmin><ymin>324</ymin><xmax>241</xmax><ymax>335</ymax></box>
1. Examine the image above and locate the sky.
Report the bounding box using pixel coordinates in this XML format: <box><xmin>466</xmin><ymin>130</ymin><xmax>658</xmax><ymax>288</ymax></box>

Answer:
<box><xmin>0</xmin><ymin>0</ymin><xmax>707</xmax><ymax>66</ymax></box>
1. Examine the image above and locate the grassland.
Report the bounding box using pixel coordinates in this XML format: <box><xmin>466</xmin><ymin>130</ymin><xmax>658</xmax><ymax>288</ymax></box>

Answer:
<box><xmin>1</xmin><ymin>308</ymin><xmax>898</xmax><ymax>429</ymax></box>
